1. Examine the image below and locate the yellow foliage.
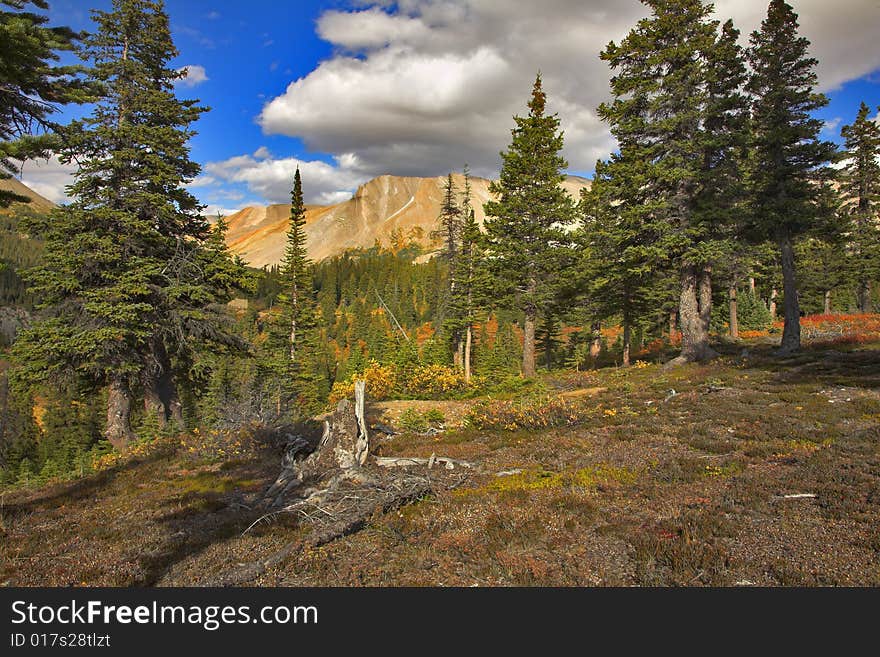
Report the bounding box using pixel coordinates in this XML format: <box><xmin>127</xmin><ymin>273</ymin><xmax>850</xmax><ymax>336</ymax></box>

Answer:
<box><xmin>329</xmin><ymin>360</ymin><xmax>398</xmax><ymax>403</ymax></box>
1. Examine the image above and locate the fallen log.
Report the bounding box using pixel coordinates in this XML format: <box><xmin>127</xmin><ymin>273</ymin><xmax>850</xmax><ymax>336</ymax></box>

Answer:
<box><xmin>374</xmin><ymin>455</ymin><xmax>474</xmax><ymax>470</ymax></box>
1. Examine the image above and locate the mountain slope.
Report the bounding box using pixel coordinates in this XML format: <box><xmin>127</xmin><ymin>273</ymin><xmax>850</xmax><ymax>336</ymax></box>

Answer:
<box><xmin>225</xmin><ymin>174</ymin><xmax>591</xmax><ymax>267</ymax></box>
<box><xmin>0</xmin><ymin>177</ymin><xmax>56</xmax><ymax>213</ymax></box>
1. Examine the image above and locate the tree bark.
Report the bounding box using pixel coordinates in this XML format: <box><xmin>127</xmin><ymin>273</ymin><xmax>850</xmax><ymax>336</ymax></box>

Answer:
<box><xmin>522</xmin><ymin>311</ymin><xmax>537</xmax><ymax>378</ymax></box>
<box><xmin>464</xmin><ymin>325</ymin><xmax>472</xmax><ymax>383</ymax></box>
<box><xmin>676</xmin><ymin>264</ymin><xmax>715</xmax><ymax>362</ymax></box>
<box><xmin>824</xmin><ymin>289</ymin><xmax>832</xmax><ymax>315</ymax></box>
<box><xmin>728</xmin><ymin>285</ymin><xmax>739</xmax><ymax>339</ymax></box>
<box><xmin>143</xmin><ymin>338</ymin><xmax>185</xmax><ymax>431</ymax></box>
<box><xmin>857</xmin><ymin>281</ymin><xmax>872</xmax><ymax>313</ymax></box>
<box><xmin>106</xmin><ymin>375</ymin><xmax>134</xmax><ymax>450</ymax></box>
<box><xmin>668</xmin><ymin>309</ymin><xmax>677</xmax><ymax>343</ymax></box>
<box><xmin>749</xmin><ymin>277</ymin><xmax>756</xmax><ymax>294</ymax></box>
<box><xmin>769</xmin><ymin>288</ymin><xmax>778</xmax><ymax>320</ymax></box>
<box><xmin>590</xmin><ymin>321</ymin><xmax>602</xmax><ymax>359</ymax></box>
<box><xmin>622</xmin><ymin>322</ymin><xmax>631</xmax><ymax>367</ymax></box>
<box><xmin>777</xmin><ymin>232</ymin><xmax>801</xmax><ymax>354</ymax></box>
<box><xmin>453</xmin><ymin>338</ymin><xmax>463</xmax><ymax>370</ymax></box>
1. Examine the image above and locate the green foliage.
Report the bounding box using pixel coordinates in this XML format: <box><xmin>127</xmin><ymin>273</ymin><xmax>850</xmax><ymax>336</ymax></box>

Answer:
<box><xmin>839</xmin><ymin>101</ymin><xmax>880</xmax><ymax>311</ymax></box>
<box><xmin>483</xmin><ymin>75</ymin><xmax>575</xmax><ymax>375</ymax></box>
<box><xmin>711</xmin><ymin>290</ymin><xmax>773</xmax><ymax>333</ymax></box>
<box><xmin>746</xmin><ymin>0</ymin><xmax>838</xmax><ymax>349</ymax></box>
<box><xmin>0</xmin><ymin>0</ymin><xmax>88</xmax><ymax>206</ymax></box>
<box><xmin>262</xmin><ymin>168</ymin><xmax>324</xmax><ymax>420</ymax></box>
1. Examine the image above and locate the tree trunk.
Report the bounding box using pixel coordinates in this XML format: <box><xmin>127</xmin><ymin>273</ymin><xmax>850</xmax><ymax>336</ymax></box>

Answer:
<box><xmin>143</xmin><ymin>338</ymin><xmax>185</xmax><ymax>431</ymax></box>
<box><xmin>699</xmin><ymin>267</ymin><xmax>713</xmax><ymax>342</ymax></box>
<box><xmin>857</xmin><ymin>280</ymin><xmax>872</xmax><ymax>313</ymax></box>
<box><xmin>453</xmin><ymin>338</ymin><xmax>463</xmax><ymax>370</ymax></box>
<box><xmin>622</xmin><ymin>322</ymin><xmax>631</xmax><ymax>367</ymax></box>
<box><xmin>464</xmin><ymin>325</ymin><xmax>472</xmax><ymax>384</ymax></box>
<box><xmin>769</xmin><ymin>288</ymin><xmax>778</xmax><ymax>320</ymax></box>
<box><xmin>522</xmin><ymin>311</ymin><xmax>537</xmax><ymax>378</ymax></box>
<box><xmin>676</xmin><ymin>264</ymin><xmax>715</xmax><ymax>362</ymax></box>
<box><xmin>777</xmin><ymin>233</ymin><xmax>801</xmax><ymax>354</ymax></box>
<box><xmin>590</xmin><ymin>321</ymin><xmax>602</xmax><ymax>359</ymax></box>
<box><xmin>728</xmin><ymin>285</ymin><xmax>739</xmax><ymax>339</ymax></box>
<box><xmin>668</xmin><ymin>309</ymin><xmax>677</xmax><ymax>343</ymax></box>
<box><xmin>106</xmin><ymin>376</ymin><xmax>134</xmax><ymax>450</ymax></box>
<box><xmin>143</xmin><ymin>383</ymin><xmax>167</xmax><ymax>431</ymax></box>
<box><xmin>824</xmin><ymin>289</ymin><xmax>832</xmax><ymax>315</ymax></box>
<box><xmin>749</xmin><ymin>277</ymin><xmax>756</xmax><ymax>294</ymax></box>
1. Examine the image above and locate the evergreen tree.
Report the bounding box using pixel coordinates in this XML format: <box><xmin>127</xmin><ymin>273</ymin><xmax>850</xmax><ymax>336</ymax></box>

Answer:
<box><xmin>0</xmin><ymin>0</ymin><xmax>86</xmax><ymax>206</ymax></box>
<box><xmin>581</xmin><ymin>162</ymin><xmax>673</xmax><ymax>366</ymax></box>
<box><xmin>435</xmin><ymin>172</ymin><xmax>464</xmax><ymax>367</ymax></box>
<box><xmin>598</xmin><ymin>0</ymin><xmax>747</xmax><ymax>363</ymax></box>
<box><xmin>454</xmin><ymin>167</ymin><xmax>490</xmax><ymax>382</ymax></box>
<box><xmin>484</xmin><ymin>75</ymin><xmax>575</xmax><ymax>377</ymax></box>
<box><xmin>13</xmin><ymin>0</ymin><xmax>213</xmax><ymax>449</ymax></box>
<box><xmin>839</xmin><ymin>101</ymin><xmax>880</xmax><ymax>312</ymax></box>
<box><xmin>746</xmin><ymin>0</ymin><xmax>838</xmax><ymax>353</ymax></box>
<box><xmin>267</xmin><ymin>168</ymin><xmax>322</xmax><ymax>418</ymax></box>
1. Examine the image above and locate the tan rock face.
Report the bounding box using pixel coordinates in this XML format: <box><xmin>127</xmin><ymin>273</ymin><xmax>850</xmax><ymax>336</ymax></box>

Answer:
<box><xmin>0</xmin><ymin>178</ymin><xmax>56</xmax><ymax>213</ymax></box>
<box><xmin>224</xmin><ymin>173</ymin><xmax>591</xmax><ymax>267</ymax></box>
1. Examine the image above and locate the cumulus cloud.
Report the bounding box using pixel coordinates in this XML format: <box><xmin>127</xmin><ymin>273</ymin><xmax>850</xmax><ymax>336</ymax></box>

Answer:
<box><xmin>175</xmin><ymin>64</ymin><xmax>208</xmax><ymax>87</ymax></box>
<box><xmin>246</xmin><ymin>0</ymin><xmax>880</xmax><ymax>199</ymax></box>
<box><xmin>204</xmin><ymin>153</ymin><xmax>371</xmax><ymax>206</ymax></box>
<box><xmin>18</xmin><ymin>155</ymin><xmax>77</xmax><ymax>204</ymax></box>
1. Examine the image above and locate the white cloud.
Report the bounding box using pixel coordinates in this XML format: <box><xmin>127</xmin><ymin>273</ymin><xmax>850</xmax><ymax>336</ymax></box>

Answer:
<box><xmin>202</xmin><ymin>204</ymin><xmax>245</xmax><ymax>218</ymax></box>
<box><xmin>18</xmin><ymin>155</ymin><xmax>77</xmax><ymax>204</ymax></box>
<box><xmin>174</xmin><ymin>64</ymin><xmax>208</xmax><ymax>88</ymax></box>
<box><xmin>822</xmin><ymin>117</ymin><xmax>842</xmax><ymax>134</ymax></box>
<box><xmin>204</xmin><ymin>153</ymin><xmax>370</xmax><ymax>206</ymax></box>
<box><xmin>248</xmin><ymin>0</ymin><xmax>880</xmax><ymax>197</ymax></box>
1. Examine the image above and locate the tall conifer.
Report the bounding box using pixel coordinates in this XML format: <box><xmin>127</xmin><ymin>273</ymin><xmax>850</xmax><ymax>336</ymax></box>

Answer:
<box><xmin>746</xmin><ymin>0</ymin><xmax>837</xmax><ymax>353</ymax></box>
<box><xmin>14</xmin><ymin>0</ymin><xmax>213</xmax><ymax>448</ymax></box>
<box><xmin>484</xmin><ymin>75</ymin><xmax>574</xmax><ymax>377</ymax></box>
<box><xmin>839</xmin><ymin>102</ymin><xmax>880</xmax><ymax>312</ymax></box>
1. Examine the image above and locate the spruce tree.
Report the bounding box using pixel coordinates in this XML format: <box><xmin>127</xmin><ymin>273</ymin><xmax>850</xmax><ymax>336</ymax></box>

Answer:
<box><xmin>839</xmin><ymin>102</ymin><xmax>880</xmax><ymax>312</ymax></box>
<box><xmin>581</xmin><ymin>160</ymin><xmax>672</xmax><ymax>366</ymax></box>
<box><xmin>14</xmin><ymin>0</ymin><xmax>212</xmax><ymax>449</ymax></box>
<box><xmin>455</xmin><ymin>167</ymin><xmax>489</xmax><ymax>382</ymax></box>
<box><xmin>0</xmin><ymin>0</ymin><xmax>86</xmax><ymax>206</ymax></box>
<box><xmin>435</xmin><ymin>172</ymin><xmax>464</xmax><ymax>367</ymax></box>
<box><xmin>268</xmin><ymin>168</ymin><xmax>322</xmax><ymax>417</ymax></box>
<box><xmin>746</xmin><ymin>0</ymin><xmax>837</xmax><ymax>353</ymax></box>
<box><xmin>484</xmin><ymin>75</ymin><xmax>575</xmax><ymax>377</ymax></box>
<box><xmin>599</xmin><ymin>0</ymin><xmax>747</xmax><ymax>363</ymax></box>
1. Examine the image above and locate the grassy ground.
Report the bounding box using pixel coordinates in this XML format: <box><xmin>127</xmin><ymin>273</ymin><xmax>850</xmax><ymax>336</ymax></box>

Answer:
<box><xmin>2</xmin><ymin>341</ymin><xmax>879</xmax><ymax>586</ymax></box>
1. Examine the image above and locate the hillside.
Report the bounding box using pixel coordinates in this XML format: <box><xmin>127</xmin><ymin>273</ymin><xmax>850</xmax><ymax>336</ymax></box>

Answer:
<box><xmin>2</xmin><ymin>336</ymin><xmax>879</xmax><ymax>586</ymax></box>
<box><xmin>0</xmin><ymin>177</ymin><xmax>56</xmax><ymax>213</ymax></box>
<box><xmin>225</xmin><ymin>173</ymin><xmax>591</xmax><ymax>267</ymax></box>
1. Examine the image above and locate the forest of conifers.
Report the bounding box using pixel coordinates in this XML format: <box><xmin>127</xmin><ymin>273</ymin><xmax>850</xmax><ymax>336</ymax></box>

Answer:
<box><xmin>0</xmin><ymin>0</ymin><xmax>877</xmax><ymax>486</ymax></box>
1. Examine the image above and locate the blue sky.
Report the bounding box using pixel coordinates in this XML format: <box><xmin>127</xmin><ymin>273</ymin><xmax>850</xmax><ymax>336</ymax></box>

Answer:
<box><xmin>22</xmin><ymin>1</ymin><xmax>880</xmax><ymax>213</ymax></box>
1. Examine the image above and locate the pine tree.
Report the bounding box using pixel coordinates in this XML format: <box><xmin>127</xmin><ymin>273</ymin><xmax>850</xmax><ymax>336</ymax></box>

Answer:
<box><xmin>455</xmin><ymin>167</ymin><xmax>490</xmax><ymax>382</ymax></box>
<box><xmin>0</xmin><ymin>0</ymin><xmax>86</xmax><ymax>206</ymax></box>
<box><xmin>581</xmin><ymin>160</ymin><xmax>672</xmax><ymax>366</ymax></box>
<box><xmin>746</xmin><ymin>0</ymin><xmax>838</xmax><ymax>353</ymax></box>
<box><xmin>484</xmin><ymin>75</ymin><xmax>575</xmax><ymax>377</ymax></box>
<box><xmin>267</xmin><ymin>168</ymin><xmax>322</xmax><ymax>418</ymax></box>
<box><xmin>13</xmin><ymin>0</ymin><xmax>213</xmax><ymax>449</ymax></box>
<box><xmin>598</xmin><ymin>0</ymin><xmax>747</xmax><ymax>363</ymax></box>
<box><xmin>839</xmin><ymin>102</ymin><xmax>880</xmax><ymax>312</ymax></box>
<box><xmin>435</xmin><ymin>172</ymin><xmax>464</xmax><ymax>367</ymax></box>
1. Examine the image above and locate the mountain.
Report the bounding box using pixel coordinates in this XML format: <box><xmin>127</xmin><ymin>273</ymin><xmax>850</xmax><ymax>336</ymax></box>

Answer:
<box><xmin>0</xmin><ymin>177</ymin><xmax>56</xmax><ymax>213</ymax></box>
<box><xmin>224</xmin><ymin>173</ymin><xmax>591</xmax><ymax>267</ymax></box>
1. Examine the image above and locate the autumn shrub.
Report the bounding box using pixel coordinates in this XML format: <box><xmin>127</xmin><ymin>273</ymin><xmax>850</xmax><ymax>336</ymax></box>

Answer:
<box><xmin>402</xmin><ymin>364</ymin><xmax>470</xmax><ymax>398</ymax></box>
<box><xmin>329</xmin><ymin>360</ymin><xmax>398</xmax><ymax>403</ymax></box>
